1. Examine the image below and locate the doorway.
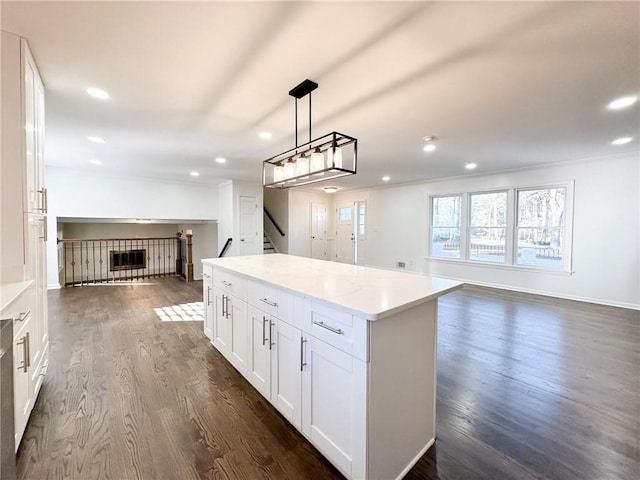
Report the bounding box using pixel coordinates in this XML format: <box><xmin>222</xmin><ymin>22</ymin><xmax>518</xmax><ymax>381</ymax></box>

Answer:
<box><xmin>239</xmin><ymin>195</ymin><xmax>258</xmax><ymax>255</ymax></box>
<box><xmin>310</xmin><ymin>202</ymin><xmax>327</xmax><ymax>260</ymax></box>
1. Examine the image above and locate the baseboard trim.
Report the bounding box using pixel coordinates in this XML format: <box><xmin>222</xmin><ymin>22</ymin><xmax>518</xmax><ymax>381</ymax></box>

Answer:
<box><xmin>395</xmin><ymin>438</ymin><xmax>435</xmax><ymax>480</ymax></box>
<box><xmin>463</xmin><ymin>279</ymin><xmax>639</xmax><ymax>311</ymax></box>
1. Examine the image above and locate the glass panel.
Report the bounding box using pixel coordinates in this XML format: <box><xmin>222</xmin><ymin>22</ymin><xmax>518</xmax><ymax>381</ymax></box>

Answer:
<box><xmin>469</xmin><ymin>192</ymin><xmax>507</xmax><ymax>263</ymax></box>
<box><xmin>358</xmin><ymin>202</ymin><xmax>365</xmax><ymax>236</ymax></box>
<box><xmin>516</xmin><ymin>188</ymin><xmax>565</xmax><ymax>268</ymax></box>
<box><xmin>431</xmin><ymin>196</ymin><xmax>462</xmax><ymax>259</ymax></box>
<box><xmin>339</xmin><ymin>207</ymin><xmax>351</xmax><ymax>221</ymax></box>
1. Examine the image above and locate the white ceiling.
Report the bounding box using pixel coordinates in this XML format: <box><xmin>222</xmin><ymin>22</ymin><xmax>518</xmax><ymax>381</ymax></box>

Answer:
<box><xmin>2</xmin><ymin>1</ymin><xmax>638</xmax><ymax>191</ymax></box>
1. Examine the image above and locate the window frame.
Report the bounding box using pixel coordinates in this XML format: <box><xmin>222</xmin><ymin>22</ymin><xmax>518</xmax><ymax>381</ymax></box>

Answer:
<box><xmin>428</xmin><ymin>182</ymin><xmax>574</xmax><ymax>273</ymax></box>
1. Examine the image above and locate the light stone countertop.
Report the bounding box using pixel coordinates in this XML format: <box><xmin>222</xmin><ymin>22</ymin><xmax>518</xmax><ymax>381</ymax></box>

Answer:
<box><xmin>202</xmin><ymin>254</ymin><xmax>463</xmax><ymax>320</ymax></box>
<box><xmin>0</xmin><ymin>280</ymin><xmax>33</xmax><ymax>314</ymax></box>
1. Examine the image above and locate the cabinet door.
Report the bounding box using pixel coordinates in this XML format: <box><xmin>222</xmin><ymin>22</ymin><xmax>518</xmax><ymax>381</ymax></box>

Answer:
<box><xmin>213</xmin><ymin>288</ymin><xmax>230</xmax><ymax>355</ymax></box>
<box><xmin>203</xmin><ymin>271</ymin><xmax>214</xmax><ymax>340</ymax></box>
<box><xmin>302</xmin><ymin>336</ymin><xmax>367</xmax><ymax>479</ymax></box>
<box><xmin>227</xmin><ymin>296</ymin><xmax>247</xmax><ymax>375</ymax></box>
<box><xmin>271</xmin><ymin>319</ymin><xmax>302</xmax><ymax>429</ymax></box>
<box><xmin>13</xmin><ymin>318</ymin><xmax>33</xmax><ymax>450</ymax></box>
<box><xmin>247</xmin><ymin>306</ymin><xmax>271</xmax><ymax>398</ymax></box>
<box><xmin>23</xmin><ymin>40</ymin><xmax>42</xmax><ymax>214</ymax></box>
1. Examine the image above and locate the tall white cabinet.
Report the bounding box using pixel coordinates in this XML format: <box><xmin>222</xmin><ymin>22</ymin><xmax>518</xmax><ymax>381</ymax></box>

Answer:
<box><xmin>1</xmin><ymin>31</ymin><xmax>49</xmax><ymax>450</ymax></box>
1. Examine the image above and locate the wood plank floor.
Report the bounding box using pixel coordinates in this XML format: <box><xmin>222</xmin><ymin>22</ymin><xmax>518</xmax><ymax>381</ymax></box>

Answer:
<box><xmin>16</xmin><ymin>278</ymin><xmax>639</xmax><ymax>480</ymax></box>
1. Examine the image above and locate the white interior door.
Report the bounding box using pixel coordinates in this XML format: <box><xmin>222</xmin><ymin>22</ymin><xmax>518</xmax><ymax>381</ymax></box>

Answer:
<box><xmin>335</xmin><ymin>203</ymin><xmax>355</xmax><ymax>264</ymax></box>
<box><xmin>239</xmin><ymin>195</ymin><xmax>258</xmax><ymax>255</ymax></box>
<box><xmin>311</xmin><ymin>202</ymin><xmax>327</xmax><ymax>260</ymax></box>
<box><xmin>355</xmin><ymin>200</ymin><xmax>366</xmax><ymax>265</ymax></box>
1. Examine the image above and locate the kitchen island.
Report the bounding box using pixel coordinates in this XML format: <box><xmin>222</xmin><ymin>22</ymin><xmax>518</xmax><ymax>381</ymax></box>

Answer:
<box><xmin>202</xmin><ymin>254</ymin><xmax>462</xmax><ymax>480</ymax></box>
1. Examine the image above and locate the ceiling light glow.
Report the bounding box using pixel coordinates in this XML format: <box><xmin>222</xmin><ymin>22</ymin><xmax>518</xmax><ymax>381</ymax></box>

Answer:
<box><xmin>190</xmin><ymin>171</ymin><xmax>200</xmax><ymax>177</ymax></box>
<box><xmin>323</xmin><ymin>186</ymin><xmax>338</xmax><ymax>193</ymax></box>
<box><xmin>423</xmin><ymin>144</ymin><xmax>436</xmax><ymax>152</ymax></box>
<box><xmin>259</xmin><ymin>131</ymin><xmax>272</xmax><ymax>140</ymax></box>
<box><xmin>89</xmin><ymin>159</ymin><xmax>103</xmax><ymax>165</ymax></box>
<box><xmin>86</xmin><ymin>87</ymin><xmax>110</xmax><ymax>100</ymax></box>
<box><xmin>87</xmin><ymin>136</ymin><xmax>105</xmax><ymax>143</ymax></box>
<box><xmin>382</xmin><ymin>176</ymin><xmax>390</xmax><ymax>182</ymax></box>
<box><xmin>465</xmin><ymin>162</ymin><xmax>477</xmax><ymax>170</ymax></box>
<box><xmin>215</xmin><ymin>157</ymin><xmax>226</xmax><ymax>164</ymax></box>
<box><xmin>611</xmin><ymin>137</ymin><xmax>632</xmax><ymax>145</ymax></box>
<box><xmin>607</xmin><ymin>96</ymin><xmax>638</xmax><ymax>110</ymax></box>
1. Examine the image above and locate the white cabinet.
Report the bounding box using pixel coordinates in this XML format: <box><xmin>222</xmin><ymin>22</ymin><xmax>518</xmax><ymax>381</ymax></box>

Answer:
<box><xmin>302</xmin><ymin>335</ymin><xmax>367</xmax><ymax>479</ymax></box>
<box><xmin>202</xmin><ymin>257</ymin><xmax>453</xmax><ymax>480</ymax></box>
<box><xmin>1</xmin><ymin>32</ymin><xmax>48</xmax><ymax>452</ymax></box>
<box><xmin>248</xmin><ymin>305</ymin><xmax>303</xmax><ymax>429</ymax></box>
<box><xmin>213</xmin><ymin>286</ymin><xmax>248</xmax><ymax>375</ymax></box>
<box><xmin>202</xmin><ymin>264</ymin><xmax>214</xmax><ymax>340</ymax></box>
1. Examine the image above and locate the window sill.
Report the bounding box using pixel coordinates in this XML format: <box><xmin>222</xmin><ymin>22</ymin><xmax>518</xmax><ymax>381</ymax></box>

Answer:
<box><xmin>424</xmin><ymin>256</ymin><xmax>573</xmax><ymax>276</ymax></box>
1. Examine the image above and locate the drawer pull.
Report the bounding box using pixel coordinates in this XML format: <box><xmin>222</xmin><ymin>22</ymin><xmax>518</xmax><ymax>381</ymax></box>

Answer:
<box><xmin>221</xmin><ymin>280</ymin><xmax>232</xmax><ymax>287</ymax></box>
<box><xmin>262</xmin><ymin>316</ymin><xmax>268</xmax><ymax>346</ymax></box>
<box><xmin>15</xmin><ymin>311</ymin><xmax>30</xmax><ymax>322</ymax></box>
<box><xmin>259</xmin><ymin>298</ymin><xmax>278</xmax><ymax>308</ymax></box>
<box><xmin>300</xmin><ymin>337</ymin><xmax>307</xmax><ymax>371</ymax></box>
<box><xmin>313</xmin><ymin>321</ymin><xmax>343</xmax><ymax>335</ymax></box>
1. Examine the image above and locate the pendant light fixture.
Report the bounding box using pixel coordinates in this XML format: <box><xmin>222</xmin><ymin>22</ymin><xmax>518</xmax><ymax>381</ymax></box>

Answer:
<box><xmin>263</xmin><ymin>79</ymin><xmax>357</xmax><ymax>188</ymax></box>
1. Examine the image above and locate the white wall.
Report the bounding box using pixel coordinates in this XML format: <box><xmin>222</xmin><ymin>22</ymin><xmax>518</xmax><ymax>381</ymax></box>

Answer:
<box><xmin>216</xmin><ymin>180</ymin><xmax>263</xmax><ymax>257</ymax></box>
<box><xmin>46</xmin><ymin>167</ymin><xmax>219</xmax><ymax>287</ymax></box>
<box><xmin>334</xmin><ymin>154</ymin><xmax>640</xmax><ymax>309</ymax></box>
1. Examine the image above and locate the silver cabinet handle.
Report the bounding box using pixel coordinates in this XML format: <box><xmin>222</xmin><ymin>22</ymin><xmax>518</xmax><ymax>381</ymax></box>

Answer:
<box><xmin>207</xmin><ymin>286</ymin><xmax>211</xmax><ymax>306</ymax></box>
<box><xmin>269</xmin><ymin>321</ymin><xmax>274</xmax><ymax>350</ymax></box>
<box><xmin>26</xmin><ymin>332</ymin><xmax>30</xmax><ymax>368</ymax></box>
<box><xmin>300</xmin><ymin>337</ymin><xmax>307</xmax><ymax>371</ymax></box>
<box><xmin>259</xmin><ymin>298</ymin><xmax>278</xmax><ymax>308</ymax></box>
<box><xmin>313</xmin><ymin>321</ymin><xmax>343</xmax><ymax>335</ymax></box>
<box><xmin>15</xmin><ymin>311</ymin><xmax>30</xmax><ymax>322</ymax></box>
<box><xmin>221</xmin><ymin>294</ymin><xmax>226</xmax><ymax>317</ymax></box>
<box><xmin>225</xmin><ymin>296</ymin><xmax>231</xmax><ymax>319</ymax></box>
<box><xmin>221</xmin><ymin>280</ymin><xmax>232</xmax><ymax>287</ymax></box>
<box><xmin>43</xmin><ymin>187</ymin><xmax>48</xmax><ymax>213</ymax></box>
<box><xmin>39</xmin><ymin>216</ymin><xmax>47</xmax><ymax>241</ymax></box>
<box><xmin>17</xmin><ymin>336</ymin><xmax>27</xmax><ymax>372</ymax></box>
<box><xmin>262</xmin><ymin>316</ymin><xmax>268</xmax><ymax>346</ymax></box>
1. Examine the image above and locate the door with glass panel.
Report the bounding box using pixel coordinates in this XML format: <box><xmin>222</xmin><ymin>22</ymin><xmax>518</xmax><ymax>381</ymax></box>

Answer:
<box><xmin>335</xmin><ymin>203</ymin><xmax>354</xmax><ymax>264</ymax></box>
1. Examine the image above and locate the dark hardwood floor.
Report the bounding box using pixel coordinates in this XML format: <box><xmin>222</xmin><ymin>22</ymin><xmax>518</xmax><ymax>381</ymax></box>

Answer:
<box><xmin>16</xmin><ymin>277</ymin><xmax>639</xmax><ymax>480</ymax></box>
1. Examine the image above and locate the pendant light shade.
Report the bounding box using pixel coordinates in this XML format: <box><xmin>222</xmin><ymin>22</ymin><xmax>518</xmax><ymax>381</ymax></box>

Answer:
<box><xmin>296</xmin><ymin>153</ymin><xmax>309</xmax><ymax>176</ymax></box>
<box><xmin>310</xmin><ymin>148</ymin><xmax>324</xmax><ymax>173</ymax></box>
<box><xmin>284</xmin><ymin>158</ymin><xmax>297</xmax><ymax>179</ymax></box>
<box><xmin>263</xmin><ymin>79</ymin><xmax>357</xmax><ymax>189</ymax></box>
<box><xmin>273</xmin><ymin>162</ymin><xmax>285</xmax><ymax>183</ymax></box>
<box><xmin>327</xmin><ymin>146</ymin><xmax>342</xmax><ymax>169</ymax></box>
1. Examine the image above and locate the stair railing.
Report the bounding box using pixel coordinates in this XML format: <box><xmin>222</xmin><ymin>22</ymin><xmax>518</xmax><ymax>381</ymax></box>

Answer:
<box><xmin>218</xmin><ymin>237</ymin><xmax>232</xmax><ymax>257</ymax></box>
<box><xmin>264</xmin><ymin>207</ymin><xmax>285</xmax><ymax>237</ymax></box>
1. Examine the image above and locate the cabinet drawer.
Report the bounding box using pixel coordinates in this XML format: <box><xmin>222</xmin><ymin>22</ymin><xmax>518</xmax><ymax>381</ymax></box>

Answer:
<box><xmin>309</xmin><ymin>302</ymin><xmax>368</xmax><ymax>362</ymax></box>
<box><xmin>248</xmin><ymin>280</ymin><xmax>293</xmax><ymax>322</ymax></box>
<box><xmin>213</xmin><ymin>267</ymin><xmax>245</xmax><ymax>299</ymax></box>
<box><xmin>1</xmin><ymin>286</ymin><xmax>34</xmax><ymax>339</ymax></box>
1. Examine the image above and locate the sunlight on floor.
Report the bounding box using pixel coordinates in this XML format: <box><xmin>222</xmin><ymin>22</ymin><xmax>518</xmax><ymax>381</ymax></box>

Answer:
<box><xmin>154</xmin><ymin>301</ymin><xmax>204</xmax><ymax>321</ymax></box>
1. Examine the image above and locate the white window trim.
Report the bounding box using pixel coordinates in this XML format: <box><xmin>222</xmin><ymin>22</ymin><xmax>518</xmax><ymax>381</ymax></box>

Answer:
<box><xmin>428</xmin><ymin>181</ymin><xmax>575</xmax><ymax>273</ymax></box>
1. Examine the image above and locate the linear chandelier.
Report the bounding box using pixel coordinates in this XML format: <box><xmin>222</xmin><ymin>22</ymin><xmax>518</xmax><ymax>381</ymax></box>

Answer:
<box><xmin>263</xmin><ymin>79</ymin><xmax>357</xmax><ymax>189</ymax></box>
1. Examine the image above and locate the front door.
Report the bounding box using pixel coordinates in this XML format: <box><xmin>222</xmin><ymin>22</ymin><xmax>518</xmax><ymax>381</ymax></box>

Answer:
<box><xmin>239</xmin><ymin>195</ymin><xmax>258</xmax><ymax>255</ymax></box>
<box><xmin>335</xmin><ymin>202</ymin><xmax>354</xmax><ymax>264</ymax></box>
<box><xmin>311</xmin><ymin>202</ymin><xmax>327</xmax><ymax>260</ymax></box>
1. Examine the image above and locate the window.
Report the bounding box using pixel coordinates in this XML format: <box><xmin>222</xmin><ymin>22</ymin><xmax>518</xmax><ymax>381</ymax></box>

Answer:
<box><xmin>357</xmin><ymin>201</ymin><xmax>366</xmax><ymax>236</ymax></box>
<box><xmin>516</xmin><ymin>188</ymin><xmax>565</xmax><ymax>268</ymax></box>
<box><xmin>469</xmin><ymin>191</ymin><xmax>507</xmax><ymax>263</ymax></box>
<box><xmin>431</xmin><ymin>195</ymin><xmax>462</xmax><ymax>259</ymax></box>
<box><xmin>338</xmin><ymin>207</ymin><xmax>351</xmax><ymax>221</ymax></box>
<box><xmin>429</xmin><ymin>184</ymin><xmax>571</xmax><ymax>271</ymax></box>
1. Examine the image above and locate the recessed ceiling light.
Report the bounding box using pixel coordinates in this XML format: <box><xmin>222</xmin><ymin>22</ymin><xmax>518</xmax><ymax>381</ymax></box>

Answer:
<box><xmin>323</xmin><ymin>186</ymin><xmax>338</xmax><ymax>193</ymax></box>
<box><xmin>608</xmin><ymin>96</ymin><xmax>638</xmax><ymax>110</ymax></box>
<box><xmin>258</xmin><ymin>131</ymin><xmax>272</xmax><ymax>140</ymax></box>
<box><xmin>382</xmin><ymin>176</ymin><xmax>390</xmax><ymax>182</ymax></box>
<box><xmin>190</xmin><ymin>171</ymin><xmax>200</xmax><ymax>177</ymax></box>
<box><xmin>136</xmin><ymin>219</ymin><xmax>152</xmax><ymax>224</ymax></box>
<box><xmin>89</xmin><ymin>159</ymin><xmax>102</xmax><ymax>165</ymax></box>
<box><xmin>215</xmin><ymin>157</ymin><xmax>227</xmax><ymax>164</ymax></box>
<box><xmin>611</xmin><ymin>137</ymin><xmax>632</xmax><ymax>145</ymax></box>
<box><xmin>423</xmin><ymin>144</ymin><xmax>436</xmax><ymax>152</ymax></box>
<box><xmin>465</xmin><ymin>162</ymin><xmax>477</xmax><ymax>170</ymax></box>
<box><xmin>86</xmin><ymin>87</ymin><xmax>110</xmax><ymax>100</ymax></box>
<box><xmin>87</xmin><ymin>136</ymin><xmax>105</xmax><ymax>143</ymax></box>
